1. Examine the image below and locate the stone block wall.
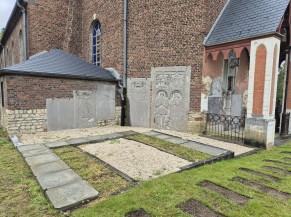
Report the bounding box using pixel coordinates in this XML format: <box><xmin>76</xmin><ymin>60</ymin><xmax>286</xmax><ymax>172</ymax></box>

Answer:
<box><xmin>4</xmin><ymin>106</ymin><xmax>122</xmax><ymax>134</ymax></box>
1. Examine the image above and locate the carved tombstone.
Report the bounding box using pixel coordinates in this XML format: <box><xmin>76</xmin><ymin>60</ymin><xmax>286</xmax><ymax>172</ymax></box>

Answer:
<box><xmin>208</xmin><ymin>78</ymin><xmax>223</xmax><ymax>114</ymax></box>
<box><xmin>127</xmin><ymin>78</ymin><xmax>151</xmax><ymax>127</ymax></box>
<box><xmin>151</xmin><ymin>66</ymin><xmax>191</xmax><ymax>132</ymax></box>
<box><xmin>74</xmin><ymin>90</ymin><xmax>97</xmax><ymax>128</ymax></box>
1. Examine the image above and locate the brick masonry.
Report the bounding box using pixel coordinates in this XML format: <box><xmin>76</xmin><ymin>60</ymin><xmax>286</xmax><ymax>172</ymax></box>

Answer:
<box><xmin>253</xmin><ymin>44</ymin><xmax>266</xmax><ymax>115</ymax></box>
<box><xmin>0</xmin><ymin>74</ymin><xmax>121</xmax><ymax>134</ymax></box>
<box><xmin>0</xmin><ymin>0</ymin><xmax>227</xmax><ymax>133</ymax></box>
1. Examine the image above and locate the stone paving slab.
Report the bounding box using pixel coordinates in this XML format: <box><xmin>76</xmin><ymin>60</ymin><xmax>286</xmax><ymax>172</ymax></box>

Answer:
<box><xmin>143</xmin><ymin>131</ymin><xmax>162</xmax><ymax>136</ymax></box>
<box><xmin>120</xmin><ymin>131</ymin><xmax>139</xmax><ymax>137</ymax></box>
<box><xmin>100</xmin><ymin>133</ymin><xmax>124</xmax><ymax>140</ymax></box>
<box><xmin>165</xmin><ymin>137</ymin><xmax>188</xmax><ymax>145</ymax></box>
<box><xmin>30</xmin><ymin>160</ymin><xmax>70</xmax><ymax>177</ymax></box>
<box><xmin>181</xmin><ymin>141</ymin><xmax>227</xmax><ymax>156</ymax></box>
<box><xmin>44</xmin><ymin>141</ymin><xmax>69</xmax><ymax>149</ymax></box>
<box><xmin>86</xmin><ymin>135</ymin><xmax>103</xmax><ymax>143</ymax></box>
<box><xmin>38</xmin><ymin>169</ymin><xmax>82</xmax><ymax>190</ymax></box>
<box><xmin>25</xmin><ymin>153</ymin><xmax>60</xmax><ymax>166</ymax></box>
<box><xmin>17</xmin><ymin>144</ymin><xmax>46</xmax><ymax>153</ymax></box>
<box><xmin>46</xmin><ymin>180</ymin><xmax>99</xmax><ymax>210</ymax></box>
<box><xmin>66</xmin><ymin>138</ymin><xmax>90</xmax><ymax>146</ymax></box>
<box><xmin>153</xmin><ymin>134</ymin><xmax>173</xmax><ymax>140</ymax></box>
<box><xmin>21</xmin><ymin>147</ymin><xmax>52</xmax><ymax>158</ymax></box>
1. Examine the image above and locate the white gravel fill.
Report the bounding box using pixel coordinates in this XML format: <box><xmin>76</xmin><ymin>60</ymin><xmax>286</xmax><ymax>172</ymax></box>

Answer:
<box><xmin>80</xmin><ymin>138</ymin><xmax>192</xmax><ymax>181</ymax></box>
<box><xmin>19</xmin><ymin>125</ymin><xmax>254</xmax><ymax>156</ymax></box>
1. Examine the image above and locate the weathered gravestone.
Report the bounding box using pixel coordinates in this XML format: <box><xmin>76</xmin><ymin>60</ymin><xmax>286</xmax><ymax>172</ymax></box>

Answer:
<box><xmin>127</xmin><ymin>78</ymin><xmax>151</xmax><ymax>127</ymax></box>
<box><xmin>151</xmin><ymin>66</ymin><xmax>191</xmax><ymax>132</ymax></box>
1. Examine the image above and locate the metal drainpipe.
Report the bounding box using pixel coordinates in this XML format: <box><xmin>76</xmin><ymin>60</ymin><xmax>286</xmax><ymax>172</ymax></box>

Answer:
<box><xmin>17</xmin><ymin>0</ymin><xmax>27</xmax><ymax>61</ymax></box>
<box><xmin>0</xmin><ymin>44</ymin><xmax>4</xmax><ymax>68</ymax></box>
<box><xmin>121</xmin><ymin>0</ymin><xmax>128</xmax><ymax>126</ymax></box>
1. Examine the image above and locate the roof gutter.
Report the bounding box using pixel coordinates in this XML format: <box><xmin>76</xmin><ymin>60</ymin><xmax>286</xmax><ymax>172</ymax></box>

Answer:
<box><xmin>0</xmin><ymin>69</ymin><xmax>119</xmax><ymax>83</ymax></box>
<box><xmin>204</xmin><ymin>32</ymin><xmax>284</xmax><ymax>48</ymax></box>
<box><xmin>17</xmin><ymin>0</ymin><xmax>27</xmax><ymax>61</ymax></box>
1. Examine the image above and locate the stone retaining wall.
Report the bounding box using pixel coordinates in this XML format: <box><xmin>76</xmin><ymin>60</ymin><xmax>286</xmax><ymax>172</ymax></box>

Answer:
<box><xmin>5</xmin><ymin>106</ymin><xmax>122</xmax><ymax>134</ymax></box>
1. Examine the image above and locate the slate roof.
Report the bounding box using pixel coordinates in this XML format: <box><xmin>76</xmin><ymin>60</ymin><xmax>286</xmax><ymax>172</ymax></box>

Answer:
<box><xmin>0</xmin><ymin>49</ymin><xmax>118</xmax><ymax>82</ymax></box>
<box><xmin>205</xmin><ymin>0</ymin><xmax>290</xmax><ymax>46</ymax></box>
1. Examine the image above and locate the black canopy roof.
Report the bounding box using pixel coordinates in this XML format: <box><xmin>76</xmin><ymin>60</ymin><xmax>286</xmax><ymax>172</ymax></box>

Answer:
<box><xmin>205</xmin><ymin>0</ymin><xmax>290</xmax><ymax>46</ymax></box>
<box><xmin>0</xmin><ymin>49</ymin><xmax>118</xmax><ymax>82</ymax></box>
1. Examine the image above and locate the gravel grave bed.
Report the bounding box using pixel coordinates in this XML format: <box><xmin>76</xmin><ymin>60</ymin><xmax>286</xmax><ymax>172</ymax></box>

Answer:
<box><xmin>80</xmin><ymin>138</ymin><xmax>192</xmax><ymax>181</ymax></box>
<box><xmin>19</xmin><ymin>126</ymin><xmax>254</xmax><ymax>156</ymax></box>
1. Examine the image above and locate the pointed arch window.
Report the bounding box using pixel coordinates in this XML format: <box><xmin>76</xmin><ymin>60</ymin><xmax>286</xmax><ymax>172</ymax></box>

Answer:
<box><xmin>92</xmin><ymin>21</ymin><xmax>101</xmax><ymax>66</ymax></box>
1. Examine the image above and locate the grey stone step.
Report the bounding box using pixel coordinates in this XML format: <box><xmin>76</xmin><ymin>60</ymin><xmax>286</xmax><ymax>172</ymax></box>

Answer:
<box><xmin>181</xmin><ymin>141</ymin><xmax>227</xmax><ymax>156</ymax></box>
<box><xmin>46</xmin><ymin>180</ymin><xmax>99</xmax><ymax>210</ymax></box>
<box><xmin>143</xmin><ymin>131</ymin><xmax>162</xmax><ymax>136</ymax></box>
<box><xmin>66</xmin><ymin>138</ymin><xmax>90</xmax><ymax>146</ymax></box>
<box><xmin>30</xmin><ymin>160</ymin><xmax>70</xmax><ymax>177</ymax></box>
<box><xmin>25</xmin><ymin>153</ymin><xmax>60</xmax><ymax>166</ymax></box>
<box><xmin>164</xmin><ymin>137</ymin><xmax>188</xmax><ymax>145</ymax></box>
<box><xmin>37</xmin><ymin>169</ymin><xmax>82</xmax><ymax>190</ymax></box>
<box><xmin>18</xmin><ymin>144</ymin><xmax>46</xmax><ymax>153</ymax></box>
<box><xmin>21</xmin><ymin>147</ymin><xmax>52</xmax><ymax>158</ymax></box>
<box><xmin>44</xmin><ymin>141</ymin><xmax>70</xmax><ymax>149</ymax></box>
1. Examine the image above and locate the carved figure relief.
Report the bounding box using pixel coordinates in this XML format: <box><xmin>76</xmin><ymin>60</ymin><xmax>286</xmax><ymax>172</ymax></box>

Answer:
<box><xmin>155</xmin><ymin>90</ymin><xmax>170</xmax><ymax>129</ymax></box>
<box><xmin>151</xmin><ymin>67</ymin><xmax>191</xmax><ymax>132</ymax></box>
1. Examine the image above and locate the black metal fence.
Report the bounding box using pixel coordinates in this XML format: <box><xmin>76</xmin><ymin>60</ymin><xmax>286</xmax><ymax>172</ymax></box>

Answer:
<box><xmin>205</xmin><ymin>113</ymin><xmax>246</xmax><ymax>142</ymax></box>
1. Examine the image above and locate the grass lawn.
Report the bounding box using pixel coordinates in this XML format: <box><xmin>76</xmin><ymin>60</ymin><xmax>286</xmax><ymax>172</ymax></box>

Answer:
<box><xmin>0</xmin><ymin>128</ymin><xmax>60</xmax><ymax>217</ymax></box>
<box><xmin>72</xmin><ymin>143</ymin><xmax>291</xmax><ymax>217</ymax></box>
<box><xmin>1</xmin><ymin>126</ymin><xmax>291</xmax><ymax>217</ymax></box>
<box><xmin>127</xmin><ymin>134</ymin><xmax>211</xmax><ymax>162</ymax></box>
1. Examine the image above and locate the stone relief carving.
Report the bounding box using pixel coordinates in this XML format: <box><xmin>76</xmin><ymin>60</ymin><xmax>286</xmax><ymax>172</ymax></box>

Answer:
<box><xmin>127</xmin><ymin>78</ymin><xmax>151</xmax><ymax>127</ymax></box>
<box><xmin>151</xmin><ymin>66</ymin><xmax>191</xmax><ymax>132</ymax></box>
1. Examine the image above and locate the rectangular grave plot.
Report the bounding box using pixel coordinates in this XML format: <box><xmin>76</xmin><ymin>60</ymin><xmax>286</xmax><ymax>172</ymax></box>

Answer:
<box><xmin>239</xmin><ymin>168</ymin><xmax>281</xmax><ymax>182</ymax></box>
<box><xmin>262</xmin><ymin>166</ymin><xmax>291</xmax><ymax>175</ymax></box>
<box><xmin>232</xmin><ymin>177</ymin><xmax>291</xmax><ymax>200</ymax></box>
<box><xmin>283</xmin><ymin>157</ymin><xmax>291</xmax><ymax>162</ymax></box>
<box><xmin>126</xmin><ymin>208</ymin><xmax>151</xmax><ymax>217</ymax></box>
<box><xmin>264</xmin><ymin>160</ymin><xmax>291</xmax><ymax>167</ymax></box>
<box><xmin>177</xmin><ymin>198</ymin><xmax>224</xmax><ymax>217</ymax></box>
<box><xmin>199</xmin><ymin>181</ymin><xmax>249</xmax><ymax>206</ymax></box>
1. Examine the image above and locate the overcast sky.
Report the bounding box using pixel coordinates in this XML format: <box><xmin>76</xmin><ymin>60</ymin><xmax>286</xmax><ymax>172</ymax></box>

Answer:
<box><xmin>0</xmin><ymin>0</ymin><xmax>16</xmax><ymax>30</ymax></box>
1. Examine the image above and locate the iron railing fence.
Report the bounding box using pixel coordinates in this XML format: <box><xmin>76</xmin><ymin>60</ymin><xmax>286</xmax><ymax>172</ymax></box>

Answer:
<box><xmin>205</xmin><ymin>113</ymin><xmax>246</xmax><ymax>142</ymax></box>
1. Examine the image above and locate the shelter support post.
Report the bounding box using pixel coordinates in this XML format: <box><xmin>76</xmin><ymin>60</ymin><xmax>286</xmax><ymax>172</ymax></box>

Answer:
<box><xmin>244</xmin><ymin>36</ymin><xmax>281</xmax><ymax>149</ymax></box>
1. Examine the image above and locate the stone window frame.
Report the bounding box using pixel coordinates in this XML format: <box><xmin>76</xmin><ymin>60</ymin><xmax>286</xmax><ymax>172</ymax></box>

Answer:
<box><xmin>92</xmin><ymin>20</ymin><xmax>102</xmax><ymax>66</ymax></box>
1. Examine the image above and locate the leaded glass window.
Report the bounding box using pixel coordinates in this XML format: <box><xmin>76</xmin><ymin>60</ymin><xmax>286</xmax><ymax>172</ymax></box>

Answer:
<box><xmin>92</xmin><ymin>21</ymin><xmax>101</xmax><ymax>66</ymax></box>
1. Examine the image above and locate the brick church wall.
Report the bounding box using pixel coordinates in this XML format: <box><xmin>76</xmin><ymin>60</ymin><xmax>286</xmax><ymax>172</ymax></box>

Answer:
<box><xmin>126</xmin><ymin>0</ymin><xmax>227</xmax><ymax>113</ymax></box>
<box><xmin>80</xmin><ymin>0</ymin><xmax>124</xmax><ymax>73</ymax></box>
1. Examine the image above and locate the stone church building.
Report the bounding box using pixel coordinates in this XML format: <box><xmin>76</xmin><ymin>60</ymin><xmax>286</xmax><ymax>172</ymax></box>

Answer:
<box><xmin>0</xmin><ymin>0</ymin><xmax>291</xmax><ymax>148</ymax></box>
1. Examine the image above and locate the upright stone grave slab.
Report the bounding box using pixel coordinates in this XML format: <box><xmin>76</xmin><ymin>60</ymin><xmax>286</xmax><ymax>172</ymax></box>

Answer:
<box><xmin>95</xmin><ymin>83</ymin><xmax>116</xmax><ymax>121</ymax></box>
<box><xmin>151</xmin><ymin>66</ymin><xmax>191</xmax><ymax>132</ymax></box>
<box><xmin>74</xmin><ymin>90</ymin><xmax>97</xmax><ymax>128</ymax></box>
<box><xmin>47</xmin><ymin>98</ymin><xmax>75</xmax><ymax>131</ymax></box>
<box><xmin>127</xmin><ymin>78</ymin><xmax>151</xmax><ymax>127</ymax></box>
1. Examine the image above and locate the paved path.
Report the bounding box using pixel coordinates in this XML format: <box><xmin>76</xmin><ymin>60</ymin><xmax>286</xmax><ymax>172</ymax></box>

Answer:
<box><xmin>10</xmin><ymin>136</ymin><xmax>99</xmax><ymax>211</ymax></box>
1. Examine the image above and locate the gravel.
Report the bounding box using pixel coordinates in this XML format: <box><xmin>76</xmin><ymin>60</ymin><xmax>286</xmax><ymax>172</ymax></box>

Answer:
<box><xmin>19</xmin><ymin>126</ymin><xmax>254</xmax><ymax>156</ymax></box>
<box><xmin>80</xmin><ymin>138</ymin><xmax>192</xmax><ymax>181</ymax></box>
